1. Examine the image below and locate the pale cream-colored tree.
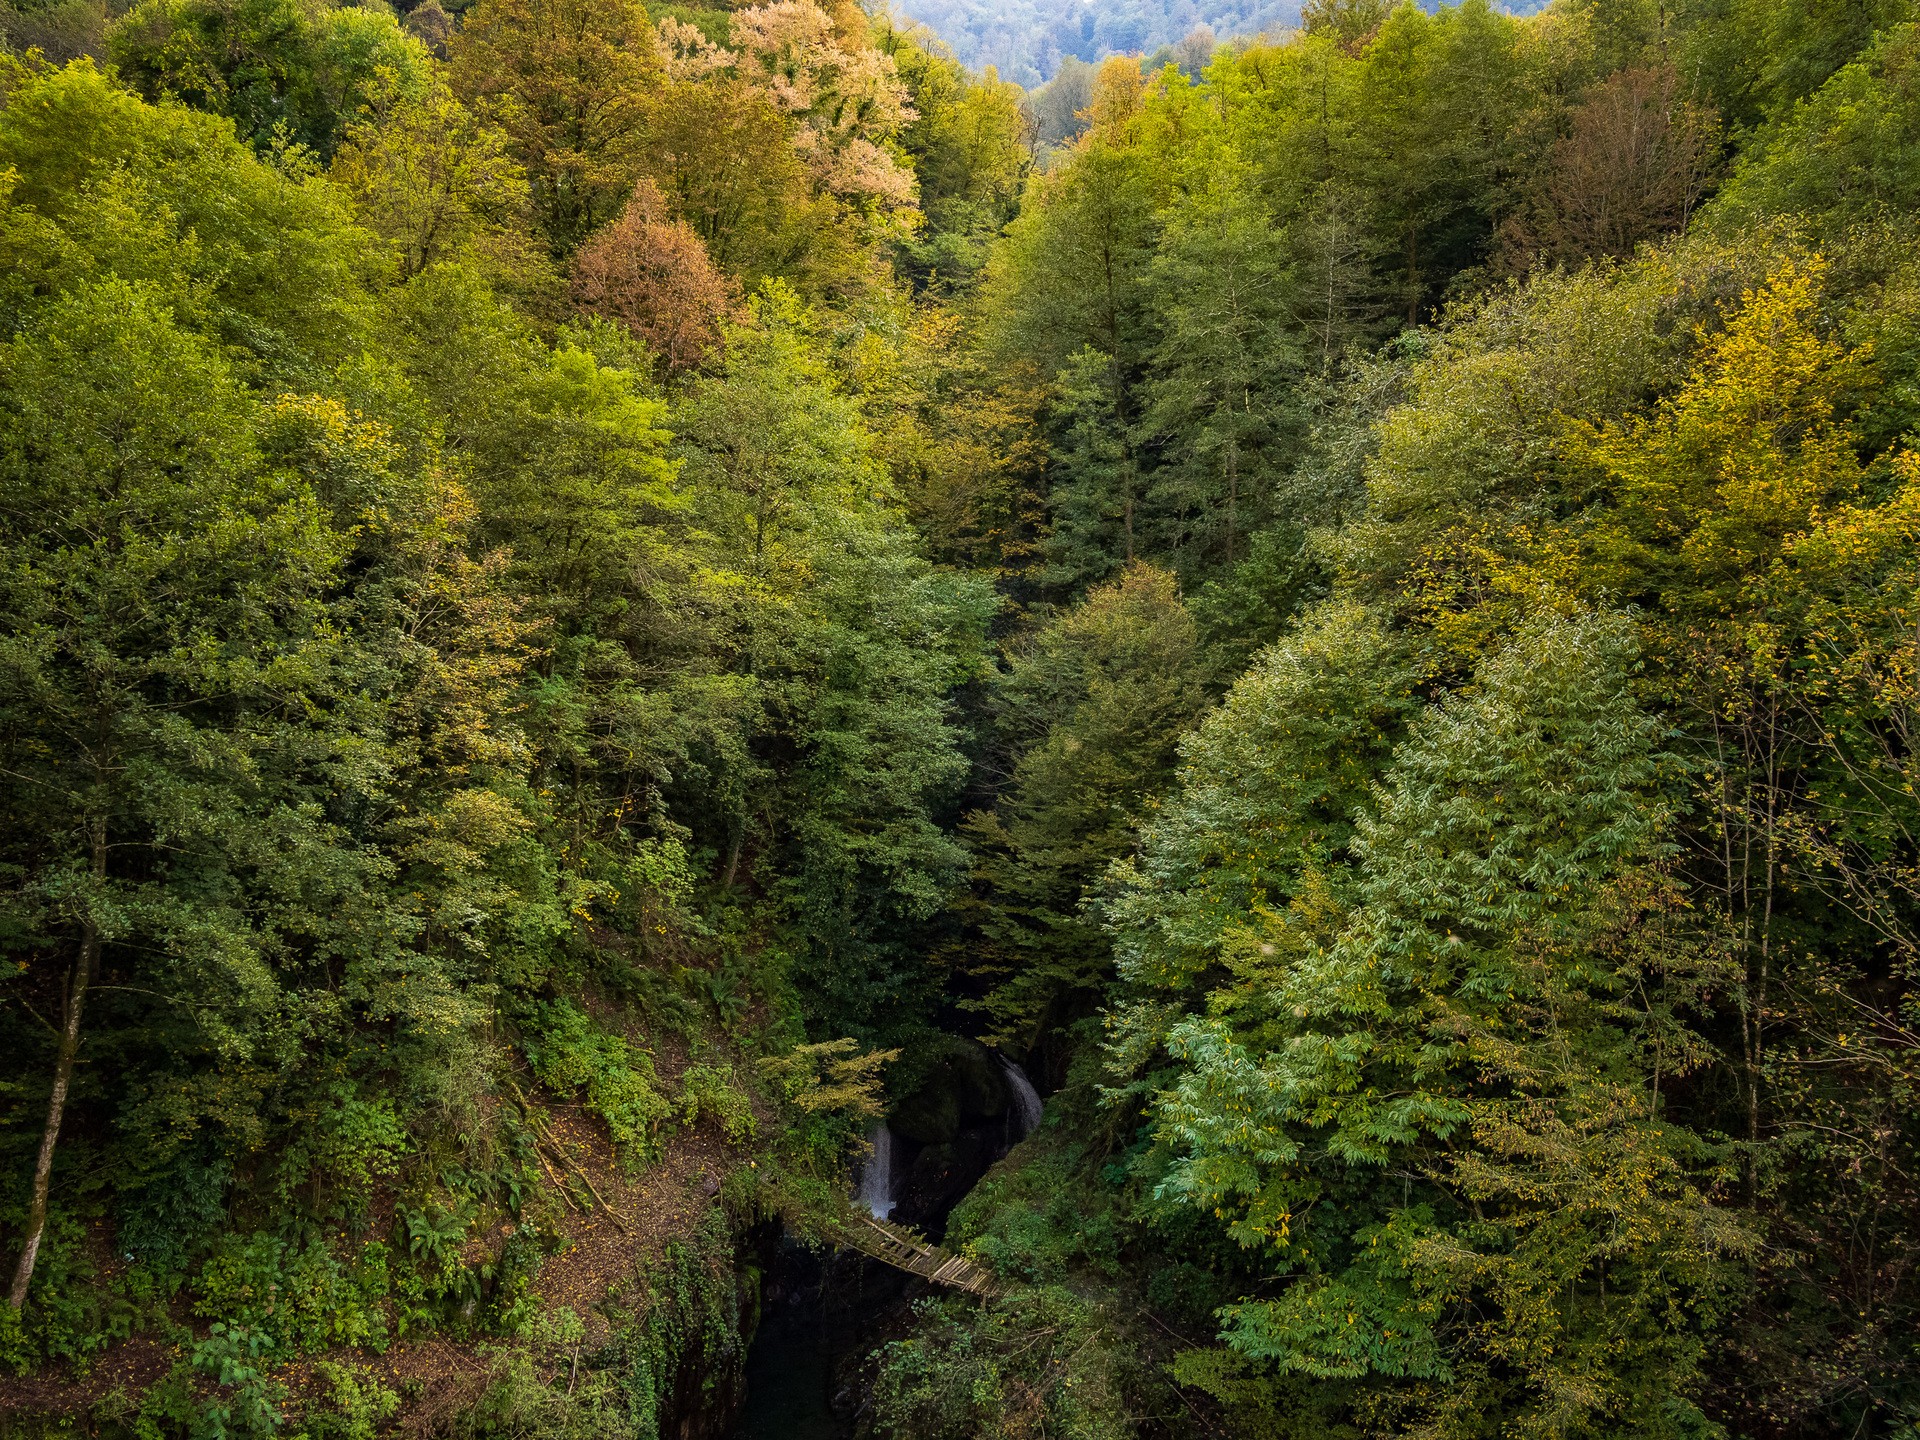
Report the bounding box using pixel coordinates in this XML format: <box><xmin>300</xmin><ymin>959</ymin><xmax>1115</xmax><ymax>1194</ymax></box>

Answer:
<box><xmin>653</xmin><ymin>0</ymin><xmax>919</xmax><ymax>210</ymax></box>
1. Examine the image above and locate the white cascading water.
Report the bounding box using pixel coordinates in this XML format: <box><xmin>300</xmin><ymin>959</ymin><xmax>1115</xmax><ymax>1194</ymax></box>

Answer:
<box><xmin>998</xmin><ymin>1055</ymin><xmax>1043</xmax><ymax>1138</ymax></box>
<box><xmin>857</xmin><ymin>1121</ymin><xmax>896</xmax><ymax>1219</ymax></box>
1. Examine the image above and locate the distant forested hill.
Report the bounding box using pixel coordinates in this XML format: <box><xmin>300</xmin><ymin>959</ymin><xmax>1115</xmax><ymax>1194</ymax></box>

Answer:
<box><xmin>893</xmin><ymin>0</ymin><xmax>1551</xmax><ymax>84</ymax></box>
<box><xmin>894</xmin><ymin>0</ymin><xmax>1300</xmax><ymax>85</ymax></box>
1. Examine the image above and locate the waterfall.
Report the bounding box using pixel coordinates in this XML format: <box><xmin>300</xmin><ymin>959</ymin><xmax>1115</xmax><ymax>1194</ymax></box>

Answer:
<box><xmin>997</xmin><ymin>1055</ymin><xmax>1043</xmax><ymax>1139</ymax></box>
<box><xmin>856</xmin><ymin>1122</ymin><xmax>895</xmax><ymax>1219</ymax></box>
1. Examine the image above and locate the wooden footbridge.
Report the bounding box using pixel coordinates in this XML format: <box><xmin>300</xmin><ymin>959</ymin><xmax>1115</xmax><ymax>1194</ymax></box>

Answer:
<box><xmin>831</xmin><ymin>1212</ymin><xmax>1002</xmax><ymax>1299</ymax></box>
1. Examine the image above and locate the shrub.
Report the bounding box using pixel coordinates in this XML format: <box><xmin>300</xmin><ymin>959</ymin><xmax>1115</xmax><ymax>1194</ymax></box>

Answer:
<box><xmin>675</xmin><ymin>1064</ymin><xmax>757</xmax><ymax>1143</ymax></box>
<box><xmin>193</xmin><ymin>1234</ymin><xmax>388</xmax><ymax>1356</ymax></box>
<box><xmin>520</xmin><ymin>1001</ymin><xmax>673</xmax><ymax>1164</ymax></box>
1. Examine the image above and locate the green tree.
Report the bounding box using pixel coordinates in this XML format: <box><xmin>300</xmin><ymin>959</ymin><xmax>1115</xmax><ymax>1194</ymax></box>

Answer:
<box><xmin>328</xmin><ymin>70</ymin><xmax>536</xmax><ymax>283</ymax></box>
<box><xmin>981</xmin><ymin>131</ymin><xmax>1154</xmax><ymax>393</ymax></box>
<box><xmin>884</xmin><ymin>21</ymin><xmax>1033</xmax><ymax>292</ymax></box>
<box><xmin>1708</xmin><ymin>23</ymin><xmax>1920</xmax><ymax>240</ymax></box>
<box><xmin>1134</xmin><ymin>613</ymin><xmax>1746</xmax><ymax>1436</ymax></box>
<box><xmin>672</xmin><ymin>288</ymin><xmax>991</xmax><ymax>1038</ymax></box>
<box><xmin>1139</xmin><ymin>160</ymin><xmax>1305</xmax><ymax>575</ymax></box>
<box><xmin>1103</xmin><ymin>599</ymin><xmax>1418</xmax><ymax>1007</ymax></box>
<box><xmin>1680</xmin><ymin>0</ymin><xmax>1915</xmax><ymax>129</ymax></box>
<box><xmin>0</xmin><ymin>59</ymin><xmax>380</xmax><ymax>381</ymax></box>
<box><xmin>376</xmin><ymin>261</ymin><xmax>735</xmax><ymax>922</ymax></box>
<box><xmin>448</xmin><ymin>0</ymin><xmax>660</xmax><ymax>257</ymax></box>
<box><xmin>0</xmin><ymin>281</ymin><xmax>528</xmax><ymax>1310</ymax></box>
<box><xmin>107</xmin><ymin>0</ymin><xmax>430</xmax><ymax>157</ymax></box>
<box><xmin>963</xmin><ymin>564</ymin><xmax>1209</xmax><ymax>1053</ymax></box>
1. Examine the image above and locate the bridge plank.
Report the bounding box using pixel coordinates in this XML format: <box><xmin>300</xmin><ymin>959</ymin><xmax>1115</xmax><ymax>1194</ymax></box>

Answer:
<box><xmin>835</xmin><ymin>1214</ymin><xmax>1001</xmax><ymax>1298</ymax></box>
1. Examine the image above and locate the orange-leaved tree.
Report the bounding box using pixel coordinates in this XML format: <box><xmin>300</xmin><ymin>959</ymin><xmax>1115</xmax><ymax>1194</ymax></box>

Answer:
<box><xmin>569</xmin><ymin>178</ymin><xmax>737</xmax><ymax>373</ymax></box>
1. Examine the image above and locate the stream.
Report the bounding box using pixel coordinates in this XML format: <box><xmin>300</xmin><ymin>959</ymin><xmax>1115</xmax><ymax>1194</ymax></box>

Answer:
<box><xmin>729</xmin><ymin>1053</ymin><xmax>1044</xmax><ymax>1439</ymax></box>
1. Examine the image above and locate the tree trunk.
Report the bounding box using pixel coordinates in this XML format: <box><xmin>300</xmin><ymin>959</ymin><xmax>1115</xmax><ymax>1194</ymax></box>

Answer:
<box><xmin>9</xmin><ymin>822</ymin><xmax>103</xmax><ymax>1310</ymax></box>
<box><xmin>721</xmin><ymin>823</ymin><xmax>745</xmax><ymax>890</ymax></box>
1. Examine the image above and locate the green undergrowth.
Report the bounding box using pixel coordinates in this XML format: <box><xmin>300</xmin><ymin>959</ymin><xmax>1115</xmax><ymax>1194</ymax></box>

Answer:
<box><xmin>450</xmin><ymin>1207</ymin><xmax>752</xmax><ymax>1440</ymax></box>
<box><xmin>864</xmin><ymin>1075</ymin><xmax>1266</xmax><ymax>1440</ymax></box>
<box><xmin>0</xmin><ymin>1206</ymin><xmax>758</xmax><ymax>1440</ymax></box>
<box><xmin>0</xmin><ymin>966</ymin><xmax>885</xmax><ymax>1439</ymax></box>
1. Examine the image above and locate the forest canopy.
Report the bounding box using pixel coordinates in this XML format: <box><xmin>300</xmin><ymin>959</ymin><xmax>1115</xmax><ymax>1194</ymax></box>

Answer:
<box><xmin>5</xmin><ymin>0</ymin><xmax>1920</xmax><ymax>1439</ymax></box>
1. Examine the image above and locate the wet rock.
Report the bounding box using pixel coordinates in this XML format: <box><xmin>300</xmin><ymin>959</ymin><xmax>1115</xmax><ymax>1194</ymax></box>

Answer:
<box><xmin>889</xmin><ymin>1036</ymin><xmax>1008</xmax><ymax>1145</ymax></box>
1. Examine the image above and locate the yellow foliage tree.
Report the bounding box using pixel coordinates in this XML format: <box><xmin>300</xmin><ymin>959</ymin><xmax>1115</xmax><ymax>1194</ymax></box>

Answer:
<box><xmin>448</xmin><ymin>0</ymin><xmax>660</xmax><ymax>258</ymax></box>
<box><xmin>1553</xmin><ymin>257</ymin><xmax>1869</xmax><ymax>622</ymax></box>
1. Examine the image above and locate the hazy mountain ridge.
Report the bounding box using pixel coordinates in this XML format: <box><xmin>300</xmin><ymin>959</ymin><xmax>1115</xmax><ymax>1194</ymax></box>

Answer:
<box><xmin>893</xmin><ymin>0</ymin><xmax>1554</xmax><ymax>85</ymax></box>
<box><xmin>892</xmin><ymin>0</ymin><xmax>1300</xmax><ymax>85</ymax></box>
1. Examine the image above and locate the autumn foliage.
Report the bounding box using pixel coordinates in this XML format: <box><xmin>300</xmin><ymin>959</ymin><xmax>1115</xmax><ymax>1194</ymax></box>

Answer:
<box><xmin>569</xmin><ymin>179</ymin><xmax>737</xmax><ymax>371</ymax></box>
<box><xmin>17</xmin><ymin>3</ymin><xmax>1920</xmax><ymax>1437</ymax></box>
<box><xmin>1500</xmin><ymin>64</ymin><xmax>1723</xmax><ymax>270</ymax></box>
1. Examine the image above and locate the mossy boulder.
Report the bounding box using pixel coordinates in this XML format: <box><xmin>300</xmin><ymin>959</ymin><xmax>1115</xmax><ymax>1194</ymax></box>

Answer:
<box><xmin>889</xmin><ymin>1035</ymin><xmax>1008</xmax><ymax>1145</ymax></box>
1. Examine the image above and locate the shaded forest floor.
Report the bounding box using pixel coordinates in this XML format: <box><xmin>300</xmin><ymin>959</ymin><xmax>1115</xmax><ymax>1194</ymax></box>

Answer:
<box><xmin>0</xmin><ymin>1100</ymin><xmax>746</xmax><ymax>1434</ymax></box>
